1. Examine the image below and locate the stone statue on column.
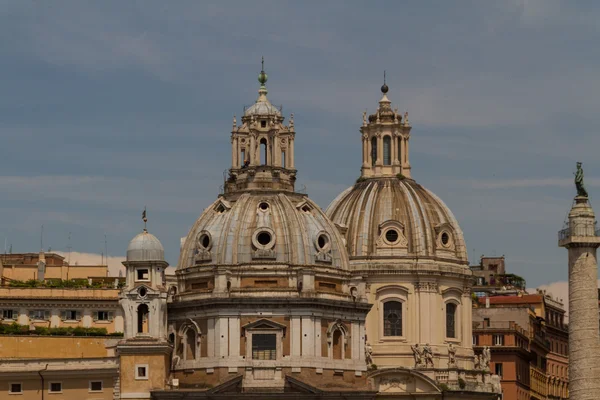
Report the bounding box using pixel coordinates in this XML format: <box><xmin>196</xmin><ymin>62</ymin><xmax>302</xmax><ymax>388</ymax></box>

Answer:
<box><xmin>474</xmin><ymin>354</ymin><xmax>482</xmax><ymax>370</ymax></box>
<box><xmin>575</xmin><ymin>162</ymin><xmax>588</xmax><ymax>197</ymax></box>
<box><xmin>481</xmin><ymin>346</ymin><xmax>491</xmax><ymax>371</ymax></box>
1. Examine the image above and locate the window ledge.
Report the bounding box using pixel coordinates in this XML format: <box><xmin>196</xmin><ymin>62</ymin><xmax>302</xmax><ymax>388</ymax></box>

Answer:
<box><xmin>378</xmin><ymin>337</ymin><xmax>407</xmax><ymax>343</ymax></box>
<box><xmin>444</xmin><ymin>338</ymin><xmax>461</xmax><ymax>344</ymax></box>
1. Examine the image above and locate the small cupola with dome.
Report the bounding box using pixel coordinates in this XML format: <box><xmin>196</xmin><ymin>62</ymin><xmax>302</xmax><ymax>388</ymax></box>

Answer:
<box><xmin>226</xmin><ymin>58</ymin><xmax>297</xmax><ymax>193</ymax></box>
<box><xmin>120</xmin><ymin>210</ymin><xmax>169</xmax><ymax>340</ymax></box>
<box><xmin>360</xmin><ymin>73</ymin><xmax>412</xmax><ymax>179</ymax></box>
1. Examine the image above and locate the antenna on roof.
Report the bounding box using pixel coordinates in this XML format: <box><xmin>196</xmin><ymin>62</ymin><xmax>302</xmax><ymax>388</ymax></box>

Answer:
<box><xmin>40</xmin><ymin>225</ymin><xmax>44</xmax><ymax>251</ymax></box>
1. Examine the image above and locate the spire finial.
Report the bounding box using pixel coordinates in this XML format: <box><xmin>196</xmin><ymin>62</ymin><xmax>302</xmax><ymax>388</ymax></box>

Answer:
<box><xmin>262</xmin><ymin>56</ymin><xmax>264</xmax><ymax>72</ymax></box>
<box><xmin>142</xmin><ymin>206</ymin><xmax>148</xmax><ymax>232</ymax></box>
<box><xmin>381</xmin><ymin>70</ymin><xmax>389</xmax><ymax>94</ymax></box>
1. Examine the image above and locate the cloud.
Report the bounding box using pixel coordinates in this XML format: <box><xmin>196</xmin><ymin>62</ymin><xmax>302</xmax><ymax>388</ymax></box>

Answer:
<box><xmin>55</xmin><ymin>251</ymin><xmax>125</xmax><ymax>277</ymax></box>
<box><xmin>455</xmin><ymin>178</ymin><xmax>600</xmax><ymax>190</ymax></box>
<box><xmin>530</xmin><ymin>280</ymin><xmax>600</xmax><ymax>319</ymax></box>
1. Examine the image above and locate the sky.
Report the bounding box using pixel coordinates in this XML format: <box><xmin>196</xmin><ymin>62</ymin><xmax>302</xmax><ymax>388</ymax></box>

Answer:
<box><xmin>1</xmin><ymin>0</ymin><xmax>600</xmax><ymax>296</ymax></box>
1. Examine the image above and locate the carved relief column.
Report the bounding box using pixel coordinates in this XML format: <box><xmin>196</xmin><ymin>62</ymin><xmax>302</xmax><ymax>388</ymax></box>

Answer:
<box><xmin>462</xmin><ymin>287</ymin><xmax>472</xmax><ymax>348</ymax></box>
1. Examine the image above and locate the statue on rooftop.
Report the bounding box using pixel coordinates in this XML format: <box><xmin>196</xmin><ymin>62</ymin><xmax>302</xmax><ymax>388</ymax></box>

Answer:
<box><xmin>575</xmin><ymin>162</ymin><xmax>588</xmax><ymax>197</ymax></box>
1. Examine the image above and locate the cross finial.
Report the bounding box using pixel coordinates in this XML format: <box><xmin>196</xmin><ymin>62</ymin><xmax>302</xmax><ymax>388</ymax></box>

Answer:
<box><xmin>261</xmin><ymin>56</ymin><xmax>264</xmax><ymax>72</ymax></box>
<box><xmin>384</xmin><ymin>70</ymin><xmax>386</xmax><ymax>85</ymax></box>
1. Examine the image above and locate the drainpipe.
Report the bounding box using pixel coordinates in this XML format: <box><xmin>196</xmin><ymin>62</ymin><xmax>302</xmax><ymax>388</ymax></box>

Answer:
<box><xmin>38</xmin><ymin>364</ymin><xmax>48</xmax><ymax>400</ymax></box>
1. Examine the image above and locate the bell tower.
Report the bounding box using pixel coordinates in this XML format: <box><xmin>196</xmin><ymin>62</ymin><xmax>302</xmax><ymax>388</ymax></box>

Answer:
<box><xmin>360</xmin><ymin>75</ymin><xmax>412</xmax><ymax>179</ymax></box>
<box><xmin>225</xmin><ymin>58</ymin><xmax>297</xmax><ymax>193</ymax></box>
<box><xmin>117</xmin><ymin>212</ymin><xmax>171</xmax><ymax>400</ymax></box>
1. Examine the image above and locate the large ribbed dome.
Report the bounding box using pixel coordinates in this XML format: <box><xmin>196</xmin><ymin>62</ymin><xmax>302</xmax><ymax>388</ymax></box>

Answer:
<box><xmin>126</xmin><ymin>230</ymin><xmax>165</xmax><ymax>262</ymax></box>
<box><xmin>326</xmin><ymin>178</ymin><xmax>468</xmax><ymax>264</ymax></box>
<box><xmin>178</xmin><ymin>192</ymin><xmax>349</xmax><ymax>270</ymax></box>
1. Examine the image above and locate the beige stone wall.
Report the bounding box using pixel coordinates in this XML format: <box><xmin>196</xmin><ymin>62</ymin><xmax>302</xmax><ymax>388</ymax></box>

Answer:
<box><xmin>120</xmin><ymin>353</ymin><xmax>168</xmax><ymax>396</ymax></box>
<box><xmin>0</xmin><ymin>336</ymin><xmax>112</xmax><ymax>358</ymax></box>
<box><xmin>2</xmin><ymin>265</ymin><xmax>108</xmax><ymax>281</ymax></box>
<box><xmin>0</xmin><ymin>376</ymin><xmax>114</xmax><ymax>400</ymax></box>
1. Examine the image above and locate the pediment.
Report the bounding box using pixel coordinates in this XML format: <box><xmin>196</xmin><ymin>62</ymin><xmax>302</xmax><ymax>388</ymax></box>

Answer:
<box><xmin>369</xmin><ymin>368</ymin><xmax>441</xmax><ymax>394</ymax></box>
<box><xmin>241</xmin><ymin>318</ymin><xmax>287</xmax><ymax>331</ymax></box>
<box><xmin>295</xmin><ymin>200</ymin><xmax>314</xmax><ymax>213</ymax></box>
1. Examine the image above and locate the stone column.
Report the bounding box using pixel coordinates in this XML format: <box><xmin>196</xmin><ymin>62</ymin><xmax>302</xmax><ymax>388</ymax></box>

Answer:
<box><xmin>231</xmin><ymin>136</ymin><xmax>238</xmax><ymax>168</ymax></box>
<box><xmin>291</xmin><ymin>316</ymin><xmax>301</xmax><ymax>356</ymax></box>
<box><xmin>249</xmin><ymin>135</ymin><xmax>256</xmax><ymax>166</ymax></box>
<box><xmin>376</xmin><ymin>134</ymin><xmax>383</xmax><ymax>166</ymax></box>
<box><xmin>301</xmin><ymin>316</ymin><xmax>314</xmax><ymax>356</ymax></box>
<box><xmin>289</xmin><ymin>138</ymin><xmax>295</xmax><ymax>169</ymax></box>
<box><xmin>559</xmin><ymin>196</ymin><xmax>600</xmax><ymax>400</ymax></box>
<box><xmin>362</xmin><ymin>135</ymin><xmax>368</xmax><ymax>168</ymax></box>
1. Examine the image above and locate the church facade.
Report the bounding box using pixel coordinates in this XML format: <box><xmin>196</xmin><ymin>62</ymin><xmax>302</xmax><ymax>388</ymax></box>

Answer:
<box><xmin>114</xmin><ymin>65</ymin><xmax>501</xmax><ymax>399</ymax></box>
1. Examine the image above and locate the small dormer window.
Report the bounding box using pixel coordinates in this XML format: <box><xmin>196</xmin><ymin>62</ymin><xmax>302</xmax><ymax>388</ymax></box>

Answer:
<box><xmin>261</xmin><ymin>120</ymin><xmax>267</xmax><ymax>128</ymax></box>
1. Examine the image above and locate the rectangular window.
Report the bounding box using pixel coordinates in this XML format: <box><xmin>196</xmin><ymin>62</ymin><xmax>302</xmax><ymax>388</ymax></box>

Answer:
<box><xmin>62</xmin><ymin>310</ymin><xmax>81</xmax><ymax>320</ymax></box>
<box><xmin>252</xmin><ymin>333</ymin><xmax>277</xmax><ymax>360</ymax></box>
<box><xmin>94</xmin><ymin>311</ymin><xmax>113</xmax><ymax>321</ymax></box>
<box><xmin>89</xmin><ymin>381</ymin><xmax>103</xmax><ymax>392</ymax></box>
<box><xmin>135</xmin><ymin>364</ymin><xmax>148</xmax><ymax>380</ymax></box>
<box><xmin>484</xmin><ymin>318</ymin><xmax>490</xmax><ymax>327</ymax></box>
<box><xmin>136</xmin><ymin>269</ymin><xmax>149</xmax><ymax>281</ymax></box>
<box><xmin>2</xmin><ymin>310</ymin><xmax>16</xmax><ymax>320</ymax></box>
<box><xmin>9</xmin><ymin>383</ymin><xmax>22</xmax><ymax>394</ymax></box>
<box><xmin>472</xmin><ymin>335</ymin><xmax>479</xmax><ymax>346</ymax></box>
<box><xmin>493</xmin><ymin>334</ymin><xmax>504</xmax><ymax>346</ymax></box>
<box><xmin>495</xmin><ymin>363</ymin><xmax>503</xmax><ymax>377</ymax></box>
<box><xmin>29</xmin><ymin>310</ymin><xmax>49</xmax><ymax>320</ymax></box>
<box><xmin>49</xmin><ymin>382</ymin><xmax>62</xmax><ymax>393</ymax></box>
<box><xmin>383</xmin><ymin>301</ymin><xmax>403</xmax><ymax>336</ymax></box>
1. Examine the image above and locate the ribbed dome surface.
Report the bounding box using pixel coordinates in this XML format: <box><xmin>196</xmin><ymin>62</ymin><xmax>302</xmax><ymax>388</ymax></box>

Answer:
<box><xmin>178</xmin><ymin>192</ymin><xmax>349</xmax><ymax>270</ymax></box>
<box><xmin>126</xmin><ymin>230</ymin><xmax>165</xmax><ymax>262</ymax></box>
<box><xmin>244</xmin><ymin>98</ymin><xmax>281</xmax><ymax>117</ymax></box>
<box><xmin>326</xmin><ymin>178</ymin><xmax>468</xmax><ymax>263</ymax></box>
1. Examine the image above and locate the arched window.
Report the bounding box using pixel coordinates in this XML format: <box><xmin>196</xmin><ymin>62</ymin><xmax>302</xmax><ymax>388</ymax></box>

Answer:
<box><xmin>371</xmin><ymin>137</ymin><xmax>377</xmax><ymax>166</ymax></box>
<box><xmin>281</xmin><ymin>151</ymin><xmax>286</xmax><ymax>168</ymax></box>
<box><xmin>397</xmin><ymin>137</ymin><xmax>402</xmax><ymax>163</ymax></box>
<box><xmin>137</xmin><ymin>304</ymin><xmax>149</xmax><ymax>334</ymax></box>
<box><xmin>332</xmin><ymin>329</ymin><xmax>343</xmax><ymax>360</ymax></box>
<box><xmin>240</xmin><ymin>149</ymin><xmax>246</xmax><ymax>167</ymax></box>
<box><xmin>383</xmin><ymin>136</ymin><xmax>391</xmax><ymax>165</ymax></box>
<box><xmin>446</xmin><ymin>303</ymin><xmax>457</xmax><ymax>338</ymax></box>
<box><xmin>383</xmin><ymin>301</ymin><xmax>402</xmax><ymax>336</ymax></box>
<box><xmin>185</xmin><ymin>329</ymin><xmax>197</xmax><ymax>360</ymax></box>
<box><xmin>260</xmin><ymin>138</ymin><xmax>268</xmax><ymax>165</ymax></box>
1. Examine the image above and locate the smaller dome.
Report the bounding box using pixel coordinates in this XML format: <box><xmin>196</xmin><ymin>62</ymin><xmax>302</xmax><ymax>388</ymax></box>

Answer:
<box><xmin>244</xmin><ymin>98</ymin><xmax>282</xmax><ymax>117</ymax></box>
<box><xmin>127</xmin><ymin>230</ymin><xmax>165</xmax><ymax>262</ymax></box>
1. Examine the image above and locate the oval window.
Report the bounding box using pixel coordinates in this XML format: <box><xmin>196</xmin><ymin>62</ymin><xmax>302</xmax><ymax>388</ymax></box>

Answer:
<box><xmin>317</xmin><ymin>234</ymin><xmax>329</xmax><ymax>250</ymax></box>
<box><xmin>257</xmin><ymin>231</ymin><xmax>272</xmax><ymax>246</ymax></box>
<box><xmin>259</xmin><ymin>202</ymin><xmax>269</xmax><ymax>211</ymax></box>
<box><xmin>441</xmin><ymin>232</ymin><xmax>450</xmax><ymax>246</ymax></box>
<box><xmin>139</xmin><ymin>287</ymin><xmax>147</xmax><ymax>298</ymax></box>
<box><xmin>385</xmin><ymin>229</ymin><xmax>399</xmax><ymax>243</ymax></box>
<box><xmin>198</xmin><ymin>233</ymin><xmax>211</xmax><ymax>250</ymax></box>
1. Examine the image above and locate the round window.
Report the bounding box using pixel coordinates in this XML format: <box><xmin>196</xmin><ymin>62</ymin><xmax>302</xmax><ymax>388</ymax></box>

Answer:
<box><xmin>441</xmin><ymin>232</ymin><xmax>450</xmax><ymax>246</ymax></box>
<box><xmin>259</xmin><ymin>202</ymin><xmax>269</xmax><ymax>211</ymax></box>
<box><xmin>385</xmin><ymin>229</ymin><xmax>399</xmax><ymax>243</ymax></box>
<box><xmin>139</xmin><ymin>287</ymin><xmax>147</xmax><ymax>298</ymax></box>
<box><xmin>257</xmin><ymin>231</ymin><xmax>272</xmax><ymax>246</ymax></box>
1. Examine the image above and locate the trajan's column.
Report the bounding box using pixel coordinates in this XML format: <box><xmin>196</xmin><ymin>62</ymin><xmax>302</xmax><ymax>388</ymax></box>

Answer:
<box><xmin>558</xmin><ymin>162</ymin><xmax>600</xmax><ymax>400</ymax></box>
